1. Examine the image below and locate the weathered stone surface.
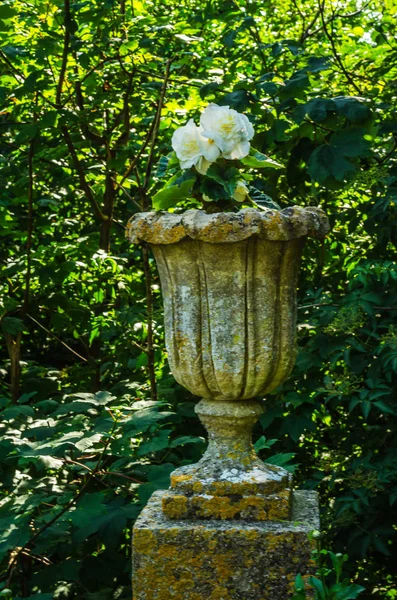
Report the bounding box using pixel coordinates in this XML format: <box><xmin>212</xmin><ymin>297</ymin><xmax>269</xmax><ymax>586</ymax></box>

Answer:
<box><xmin>152</xmin><ymin>236</ymin><xmax>305</xmax><ymax>400</ymax></box>
<box><xmin>132</xmin><ymin>490</ymin><xmax>319</xmax><ymax>600</ymax></box>
<box><xmin>169</xmin><ymin>399</ymin><xmax>291</xmax><ymax>499</ymax></box>
<box><xmin>126</xmin><ymin>206</ymin><xmax>330</xmax><ymax>244</ymax></box>
<box><xmin>126</xmin><ymin>209</ymin><xmax>330</xmax><ymax>402</ymax></box>
<box><xmin>162</xmin><ymin>488</ymin><xmax>291</xmax><ymax>521</ymax></box>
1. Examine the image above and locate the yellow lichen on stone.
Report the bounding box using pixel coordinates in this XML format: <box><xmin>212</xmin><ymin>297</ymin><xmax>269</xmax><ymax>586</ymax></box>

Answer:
<box><xmin>209</xmin><ymin>585</ymin><xmax>232</xmax><ymax>600</ymax></box>
<box><xmin>170</xmin><ymin>473</ymin><xmax>192</xmax><ymax>486</ymax></box>
<box><xmin>132</xmin><ymin>490</ymin><xmax>319</xmax><ymax>599</ymax></box>
<box><xmin>162</xmin><ymin>494</ymin><xmax>188</xmax><ymax>518</ymax></box>
<box><xmin>192</xmin><ymin>481</ymin><xmax>203</xmax><ymax>493</ymax></box>
<box><xmin>133</xmin><ymin>529</ymin><xmax>157</xmax><ymax>553</ymax></box>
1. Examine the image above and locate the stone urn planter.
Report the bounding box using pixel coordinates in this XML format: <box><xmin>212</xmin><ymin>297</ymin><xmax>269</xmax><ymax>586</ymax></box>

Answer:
<box><xmin>127</xmin><ymin>206</ymin><xmax>329</xmax><ymax>518</ymax></box>
<box><xmin>129</xmin><ymin>206</ymin><xmax>330</xmax><ymax>599</ymax></box>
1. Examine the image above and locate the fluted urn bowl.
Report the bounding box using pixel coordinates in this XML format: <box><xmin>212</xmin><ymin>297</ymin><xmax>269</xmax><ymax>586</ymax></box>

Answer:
<box><xmin>127</xmin><ymin>207</ymin><xmax>329</xmax><ymax>401</ymax></box>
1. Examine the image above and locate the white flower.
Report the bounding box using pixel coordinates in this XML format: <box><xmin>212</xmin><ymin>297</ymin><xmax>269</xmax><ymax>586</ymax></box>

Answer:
<box><xmin>233</xmin><ymin>181</ymin><xmax>249</xmax><ymax>202</ymax></box>
<box><xmin>171</xmin><ymin>118</ymin><xmax>220</xmax><ymax>171</ymax></box>
<box><xmin>200</xmin><ymin>104</ymin><xmax>254</xmax><ymax>160</ymax></box>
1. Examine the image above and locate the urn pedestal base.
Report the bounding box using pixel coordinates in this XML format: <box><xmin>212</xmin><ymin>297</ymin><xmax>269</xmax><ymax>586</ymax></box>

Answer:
<box><xmin>132</xmin><ymin>399</ymin><xmax>319</xmax><ymax>598</ymax></box>
<box><xmin>132</xmin><ymin>490</ymin><xmax>319</xmax><ymax>600</ymax></box>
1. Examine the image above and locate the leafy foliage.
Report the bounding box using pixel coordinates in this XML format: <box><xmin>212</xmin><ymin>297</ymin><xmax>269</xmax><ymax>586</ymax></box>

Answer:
<box><xmin>293</xmin><ymin>546</ymin><xmax>365</xmax><ymax>600</ymax></box>
<box><xmin>1</xmin><ymin>0</ymin><xmax>397</xmax><ymax>598</ymax></box>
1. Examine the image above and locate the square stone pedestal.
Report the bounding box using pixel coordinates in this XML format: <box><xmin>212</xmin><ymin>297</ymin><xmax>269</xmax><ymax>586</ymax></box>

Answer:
<box><xmin>133</xmin><ymin>489</ymin><xmax>319</xmax><ymax>600</ymax></box>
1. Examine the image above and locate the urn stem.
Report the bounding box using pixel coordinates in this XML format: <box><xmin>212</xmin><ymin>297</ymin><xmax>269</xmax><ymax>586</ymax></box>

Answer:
<box><xmin>195</xmin><ymin>399</ymin><xmax>264</xmax><ymax>468</ymax></box>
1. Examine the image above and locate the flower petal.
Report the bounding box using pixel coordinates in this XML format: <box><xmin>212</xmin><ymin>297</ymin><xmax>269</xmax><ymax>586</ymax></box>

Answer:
<box><xmin>195</xmin><ymin>156</ymin><xmax>212</xmax><ymax>175</ymax></box>
<box><xmin>202</xmin><ymin>140</ymin><xmax>221</xmax><ymax>162</ymax></box>
<box><xmin>223</xmin><ymin>140</ymin><xmax>251</xmax><ymax>160</ymax></box>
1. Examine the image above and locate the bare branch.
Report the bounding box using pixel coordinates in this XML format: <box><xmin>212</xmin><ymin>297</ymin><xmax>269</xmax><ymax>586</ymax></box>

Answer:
<box><xmin>318</xmin><ymin>0</ymin><xmax>362</xmax><ymax>94</ymax></box>
<box><xmin>26</xmin><ymin>313</ymin><xmax>88</xmax><ymax>362</ymax></box>
<box><xmin>56</xmin><ymin>0</ymin><xmax>71</xmax><ymax>106</ymax></box>
<box><xmin>62</xmin><ymin>127</ymin><xmax>107</xmax><ymax>221</ymax></box>
<box><xmin>143</xmin><ymin>58</ymin><xmax>173</xmax><ymax>200</ymax></box>
<box><xmin>23</xmin><ymin>139</ymin><xmax>34</xmax><ymax>314</ymax></box>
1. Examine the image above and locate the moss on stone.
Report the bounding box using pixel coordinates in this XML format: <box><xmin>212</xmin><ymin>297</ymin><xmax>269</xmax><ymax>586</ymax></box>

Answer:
<box><xmin>133</xmin><ymin>490</ymin><xmax>319</xmax><ymax>600</ymax></box>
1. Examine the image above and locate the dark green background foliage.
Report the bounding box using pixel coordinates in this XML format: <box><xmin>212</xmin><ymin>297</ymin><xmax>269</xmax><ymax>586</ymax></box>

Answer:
<box><xmin>1</xmin><ymin>0</ymin><xmax>397</xmax><ymax>598</ymax></box>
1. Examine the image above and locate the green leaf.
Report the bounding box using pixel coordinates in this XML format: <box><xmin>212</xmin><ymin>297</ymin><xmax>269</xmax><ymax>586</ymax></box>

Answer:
<box><xmin>266</xmin><ymin>452</ymin><xmax>296</xmax><ymax>471</ymax></box>
<box><xmin>147</xmin><ymin>463</ymin><xmax>175</xmax><ymax>487</ymax></box>
<box><xmin>124</xmin><ymin>407</ymin><xmax>176</xmax><ymax>434</ymax></box>
<box><xmin>294</xmin><ymin>573</ymin><xmax>305</xmax><ymax>592</ymax></box>
<box><xmin>361</xmin><ymin>401</ymin><xmax>371</xmax><ymax>419</ymax></box>
<box><xmin>219</xmin><ymin>89</ymin><xmax>255</xmax><ymax>111</ymax></box>
<box><xmin>152</xmin><ymin>178</ymin><xmax>195</xmax><ymax>210</ymax></box>
<box><xmin>330</xmin><ymin>128</ymin><xmax>372</xmax><ymax>158</ymax></box>
<box><xmin>2</xmin><ymin>316</ymin><xmax>24</xmax><ymax>334</ymax></box>
<box><xmin>200</xmin><ymin>82</ymin><xmax>221</xmax><ymax>99</ymax></box>
<box><xmin>373</xmin><ymin>401</ymin><xmax>395</xmax><ymax>415</ymax></box>
<box><xmin>2</xmin><ymin>405</ymin><xmax>34</xmax><ymax>419</ymax></box>
<box><xmin>281</xmin><ymin>70</ymin><xmax>310</xmax><ymax>98</ymax></box>
<box><xmin>89</xmin><ymin>327</ymin><xmax>100</xmax><ymax>345</ymax></box>
<box><xmin>241</xmin><ymin>149</ymin><xmax>284</xmax><ymax>169</ymax></box>
<box><xmin>254</xmin><ymin>436</ymin><xmax>277</xmax><ymax>452</ymax></box>
<box><xmin>75</xmin><ymin>433</ymin><xmax>102</xmax><ymax>452</ymax></box>
<box><xmin>204</xmin><ymin>163</ymin><xmax>240</xmax><ymax>198</ymax></box>
<box><xmin>333</xmin><ymin>584</ymin><xmax>366</xmax><ymax>599</ymax></box>
<box><xmin>169</xmin><ymin>435</ymin><xmax>204</xmax><ymax>448</ymax></box>
<box><xmin>20</xmin><ymin>455</ymin><xmax>64</xmax><ymax>470</ymax></box>
<box><xmin>11</xmin><ymin>594</ymin><xmax>53</xmax><ymax>600</ymax></box>
<box><xmin>16</xmin><ymin>391</ymin><xmax>37</xmax><ymax>405</ymax></box>
<box><xmin>308</xmin><ymin>145</ymin><xmax>357</xmax><ymax>184</ymax></box>
<box><xmin>306</xmin><ymin>98</ymin><xmax>336</xmax><ymax>122</ymax></box>
<box><xmin>249</xmin><ymin>188</ymin><xmax>280</xmax><ymax>210</ymax></box>
<box><xmin>0</xmin><ymin>5</ymin><xmax>17</xmax><ymax>20</ymax></box>
<box><xmin>333</xmin><ymin>97</ymin><xmax>371</xmax><ymax>122</ymax></box>
<box><xmin>137</xmin><ymin>429</ymin><xmax>171</xmax><ymax>456</ymax></box>
<box><xmin>156</xmin><ymin>152</ymin><xmax>178</xmax><ymax>178</ymax></box>
<box><xmin>307</xmin><ymin>576</ymin><xmax>327</xmax><ymax>600</ymax></box>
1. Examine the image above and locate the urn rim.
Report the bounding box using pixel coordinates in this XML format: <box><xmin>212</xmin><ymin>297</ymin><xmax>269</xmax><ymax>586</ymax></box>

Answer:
<box><xmin>126</xmin><ymin>206</ymin><xmax>330</xmax><ymax>245</ymax></box>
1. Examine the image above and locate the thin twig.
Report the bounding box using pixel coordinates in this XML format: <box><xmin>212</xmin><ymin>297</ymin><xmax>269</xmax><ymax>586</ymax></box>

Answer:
<box><xmin>111</xmin><ymin>176</ymin><xmax>142</xmax><ymax>211</ymax></box>
<box><xmin>143</xmin><ymin>58</ymin><xmax>173</xmax><ymax>195</ymax></box>
<box><xmin>62</xmin><ymin>127</ymin><xmax>107</xmax><ymax>221</ymax></box>
<box><xmin>56</xmin><ymin>0</ymin><xmax>71</xmax><ymax>106</ymax></box>
<box><xmin>115</xmin><ymin>115</ymin><xmax>157</xmax><ymax>193</ymax></box>
<box><xmin>26</xmin><ymin>313</ymin><xmax>88</xmax><ymax>362</ymax></box>
<box><xmin>142</xmin><ymin>244</ymin><xmax>157</xmax><ymax>402</ymax></box>
<box><xmin>318</xmin><ymin>0</ymin><xmax>362</xmax><ymax>94</ymax></box>
<box><xmin>298</xmin><ymin>303</ymin><xmax>397</xmax><ymax>311</ymax></box>
<box><xmin>379</xmin><ymin>134</ymin><xmax>397</xmax><ymax>164</ymax></box>
<box><xmin>23</xmin><ymin>140</ymin><xmax>34</xmax><ymax>314</ymax></box>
